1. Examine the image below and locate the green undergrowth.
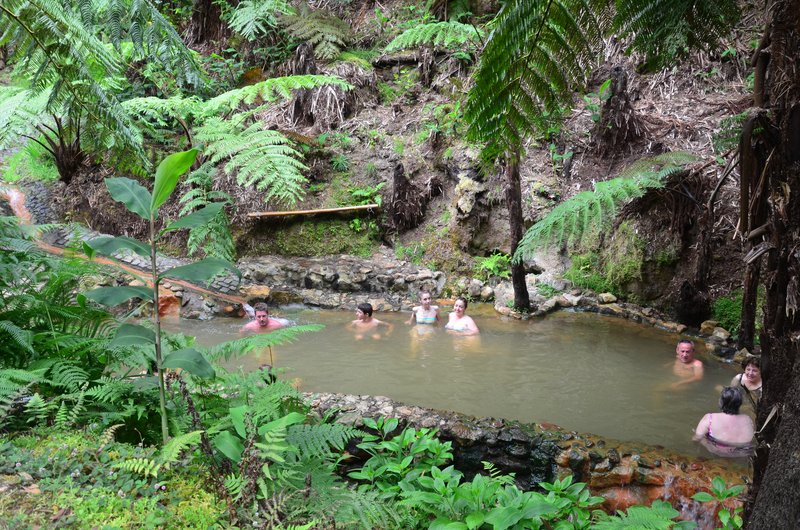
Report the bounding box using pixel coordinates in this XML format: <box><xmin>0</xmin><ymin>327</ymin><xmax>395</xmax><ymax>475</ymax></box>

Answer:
<box><xmin>245</xmin><ymin>218</ymin><xmax>380</xmax><ymax>257</ymax></box>
<box><xmin>1</xmin><ymin>144</ymin><xmax>60</xmax><ymax>183</ymax></box>
<box><xmin>0</xmin><ymin>428</ymin><xmax>226</xmax><ymax>529</ymax></box>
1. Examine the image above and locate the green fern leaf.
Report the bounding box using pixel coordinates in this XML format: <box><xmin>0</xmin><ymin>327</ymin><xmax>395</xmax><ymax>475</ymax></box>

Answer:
<box><xmin>287</xmin><ymin>423</ymin><xmax>365</xmax><ymax>459</ymax></box>
<box><xmin>515</xmin><ymin>152</ymin><xmax>696</xmax><ymax>258</ymax></box>
<box><xmin>385</xmin><ymin>21</ymin><xmax>483</xmax><ymax>53</ymax></box>
<box><xmin>280</xmin><ymin>6</ymin><xmax>351</xmax><ymax>62</ymax></box>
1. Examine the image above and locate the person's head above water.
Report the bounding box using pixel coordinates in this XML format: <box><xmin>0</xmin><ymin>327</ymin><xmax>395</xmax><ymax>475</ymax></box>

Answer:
<box><xmin>675</xmin><ymin>339</ymin><xmax>695</xmax><ymax>363</ymax></box>
<box><xmin>420</xmin><ymin>291</ymin><xmax>433</xmax><ymax>307</ymax></box>
<box><xmin>742</xmin><ymin>356</ymin><xmax>761</xmax><ymax>374</ymax></box>
<box><xmin>253</xmin><ymin>302</ymin><xmax>270</xmax><ymax>327</ymax></box>
<box><xmin>356</xmin><ymin>302</ymin><xmax>373</xmax><ymax>318</ymax></box>
<box><xmin>453</xmin><ymin>297</ymin><xmax>468</xmax><ymax>315</ymax></box>
<box><xmin>719</xmin><ymin>386</ymin><xmax>743</xmax><ymax>414</ymax></box>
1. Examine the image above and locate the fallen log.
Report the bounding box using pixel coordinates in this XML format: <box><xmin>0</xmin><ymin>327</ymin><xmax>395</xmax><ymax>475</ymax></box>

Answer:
<box><xmin>246</xmin><ymin>204</ymin><xmax>381</xmax><ymax>218</ymax></box>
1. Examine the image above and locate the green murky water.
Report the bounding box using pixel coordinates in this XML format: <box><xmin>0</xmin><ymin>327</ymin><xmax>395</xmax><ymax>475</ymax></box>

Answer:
<box><xmin>166</xmin><ymin>306</ymin><xmax>739</xmax><ymax>455</ymax></box>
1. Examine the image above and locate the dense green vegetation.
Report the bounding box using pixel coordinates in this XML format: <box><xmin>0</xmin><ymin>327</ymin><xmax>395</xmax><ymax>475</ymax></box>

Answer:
<box><xmin>2</xmin><ymin>0</ymin><xmax>800</xmax><ymax>526</ymax></box>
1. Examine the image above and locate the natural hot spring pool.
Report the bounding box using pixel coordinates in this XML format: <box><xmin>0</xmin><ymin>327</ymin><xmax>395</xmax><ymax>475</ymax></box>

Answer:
<box><xmin>165</xmin><ymin>306</ymin><xmax>739</xmax><ymax>456</ymax></box>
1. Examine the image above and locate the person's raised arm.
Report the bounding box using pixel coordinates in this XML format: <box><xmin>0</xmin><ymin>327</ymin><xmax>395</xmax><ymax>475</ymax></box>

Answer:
<box><xmin>407</xmin><ymin>306</ymin><xmax>419</xmax><ymax>325</ymax></box>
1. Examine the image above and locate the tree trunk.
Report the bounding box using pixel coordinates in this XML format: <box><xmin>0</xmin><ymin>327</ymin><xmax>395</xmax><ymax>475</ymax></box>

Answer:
<box><xmin>505</xmin><ymin>160</ymin><xmax>530</xmax><ymax>310</ymax></box>
<box><xmin>745</xmin><ymin>0</ymin><xmax>800</xmax><ymax>526</ymax></box>
<box><xmin>188</xmin><ymin>0</ymin><xmax>225</xmax><ymax>45</ymax></box>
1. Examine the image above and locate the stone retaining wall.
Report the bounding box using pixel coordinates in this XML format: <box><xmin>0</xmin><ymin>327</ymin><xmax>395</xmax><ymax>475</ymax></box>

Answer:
<box><xmin>309</xmin><ymin>392</ymin><xmax>745</xmax><ymax>529</ymax></box>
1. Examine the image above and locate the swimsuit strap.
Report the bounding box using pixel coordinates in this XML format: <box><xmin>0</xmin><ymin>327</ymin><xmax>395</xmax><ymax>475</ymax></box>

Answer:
<box><xmin>708</xmin><ymin>414</ymin><xmax>713</xmax><ymax>438</ymax></box>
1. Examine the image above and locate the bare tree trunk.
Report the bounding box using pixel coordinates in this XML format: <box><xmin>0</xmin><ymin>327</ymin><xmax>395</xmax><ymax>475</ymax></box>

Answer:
<box><xmin>188</xmin><ymin>0</ymin><xmax>225</xmax><ymax>45</ymax></box>
<box><xmin>505</xmin><ymin>160</ymin><xmax>530</xmax><ymax>310</ymax></box>
<box><xmin>745</xmin><ymin>0</ymin><xmax>800</xmax><ymax>525</ymax></box>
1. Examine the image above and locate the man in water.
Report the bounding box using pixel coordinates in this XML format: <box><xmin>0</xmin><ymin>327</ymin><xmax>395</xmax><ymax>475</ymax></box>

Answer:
<box><xmin>671</xmin><ymin>339</ymin><xmax>704</xmax><ymax>389</ymax></box>
<box><xmin>348</xmin><ymin>302</ymin><xmax>393</xmax><ymax>340</ymax></box>
<box><xmin>241</xmin><ymin>302</ymin><xmax>288</xmax><ymax>333</ymax></box>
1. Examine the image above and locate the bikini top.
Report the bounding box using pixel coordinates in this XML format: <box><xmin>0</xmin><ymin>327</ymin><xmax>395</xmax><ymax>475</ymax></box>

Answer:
<box><xmin>416</xmin><ymin>314</ymin><xmax>437</xmax><ymax>324</ymax></box>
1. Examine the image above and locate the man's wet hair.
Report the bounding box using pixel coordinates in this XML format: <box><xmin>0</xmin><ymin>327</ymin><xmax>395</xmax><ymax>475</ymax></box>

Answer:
<box><xmin>357</xmin><ymin>303</ymin><xmax>373</xmax><ymax>317</ymax></box>
<box><xmin>677</xmin><ymin>339</ymin><xmax>694</xmax><ymax>348</ymax></box>
<box><xmin>253</xmin><ymin>302</ymin><xmax>269</xmax><ymax>313</ymax></box>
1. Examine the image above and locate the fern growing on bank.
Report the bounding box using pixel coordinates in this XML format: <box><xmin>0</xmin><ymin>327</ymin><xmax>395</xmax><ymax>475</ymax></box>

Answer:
<box><xmin>514</xmin><ymin>152</ymin><xmax>696</xmax><ymax>259</ymax></box>
<box><xmin>385</xmin><ymin>21</ymin><xmax>484</xmax><ymax>53</ymax></box>
<box><xmin>280</xmin><ymin>6</ymin><xmax>352</xmax><ymax>62</ymax></box>
<box><xmin>227</xmin><ymin>0</ymin><xmax>293</xmax><ymax>41</ymax></box>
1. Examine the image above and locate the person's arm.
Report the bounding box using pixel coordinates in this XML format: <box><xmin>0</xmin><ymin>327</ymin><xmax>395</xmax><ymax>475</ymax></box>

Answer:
<box><xmin>381</xmin><ymin>320</ymin><xmax>395</xmax><ymax>336</ymax></box>
<box><xmin>434</xmin><ymin>306</ymin><xmax>441</xmax><ymax>322</ymax></box>
<box><xmin>460</xmin><ymin>317</ymin><xmax>479</xmax><ymax>336</ymax></box>
<box><xmin>731</xmin><ymin>373</ymin><xmax>742</xmax><ymax>388</ymax></box>
<box><xmin>693</xmin><ymin>413</ymin><xmax>711</xmax><ymax>441</ymax></box>
<box><xmin>407</xmin><ymin>307</ymin><xmax>419</xmax><ymax>325</ymax></box>
<box><xmin>671</xmin><ymin>362</ymin><xmax>704</xmax><ymax>389</ymax></box>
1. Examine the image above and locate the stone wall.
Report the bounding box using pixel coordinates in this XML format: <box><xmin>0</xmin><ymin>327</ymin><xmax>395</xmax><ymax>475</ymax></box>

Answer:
<box><xmin>309</xmin><ymin>392</ymin><xmax>745</xmax><ymax>529</ymax></box>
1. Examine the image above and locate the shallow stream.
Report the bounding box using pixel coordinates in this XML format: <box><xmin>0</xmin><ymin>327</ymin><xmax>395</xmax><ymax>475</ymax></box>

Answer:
<box><xmin>166</xmin><ymin>306</ymin><xmax>739</xmax><ymax>456</ymax></box>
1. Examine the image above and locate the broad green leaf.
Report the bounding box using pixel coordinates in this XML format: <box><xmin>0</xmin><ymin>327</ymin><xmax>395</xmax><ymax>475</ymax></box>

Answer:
<box><xmin>161</xmin><ymin>347</ymin><xmax>215</xmax><ymax>378</ymax></box>
<box><xmin>87</xmin><ymin>236</ymin><xmax>151</xmax><ymax>258</ymax></box>
<box><xmin>691</xmin><ymin>492</ymin><xmax>715</xmax><ymax>503</ymax></box>
<box><xmin>213</xmin><ymin>431</ymin><xmax>243</xmax><ymax>463</ymax></box>
<box><xmin>465</xmin><ymin>512</ymin><xmax>485</xmax><ymax>529</ymax></box>
<box><xmin>110</xmin><ymin>323</ymin><xmax>155</xmax><ymax>347</ymax></box>
<box><xmin>484</xmin><ymin>506</ymin><xmax>523</xmax><ymax>530</ymax></box>
<box><xmin>152</xmin><ymin>149</ymin><xmax>198</xmax><ymax>211</ymax></box>
<box><xmin>158</xmin><ymin>258</ymin><xmax>240</xmax><ymax>284</ymax></box>
<box><xmin>82</xmin><ymin>241</ymin><xmax>95</xmax><ymax>259</ymax></box>
<box><xmin>84</xmin><ymin>286</ymin><xmax>154</xmax><ymax>306</ymax></box>
<box><xmin>162</xmin><ymin>203</ymin><xmax>225</xmax><ymax>233</ymax></box>
<box><xmin>230</xmin><ymin>405</ymin><xmax>247</xmax><ymax>438</ymax></box>
<box><xmin>429</xmin><ymin>519</ymin><xmax>468</xmax><ymax>530</ymax></box>
<box><xmin>258</xmin><ymin>412</ymin><xmax>306</xmax><ymax>436</ymax></box>
<box><xmin>106</xmin><ymin>177</ymin><xmax>152</xmax><ymax>219</ymax></box>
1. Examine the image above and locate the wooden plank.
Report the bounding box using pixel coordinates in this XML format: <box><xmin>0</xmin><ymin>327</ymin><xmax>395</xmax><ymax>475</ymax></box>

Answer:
<box><xmin>246</xmin><ymin>203</ymin><xmax>381</xmax><ymax>218</ymax></box>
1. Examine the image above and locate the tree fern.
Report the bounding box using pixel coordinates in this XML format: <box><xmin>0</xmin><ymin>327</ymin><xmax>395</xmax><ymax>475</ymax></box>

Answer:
<box><xmin>515</xmin><ymin>152</ymin><xmax>696</xmax><ymax>259</ymax></box>
<box><xmin>614</xmin><ymin>0</ymin><xmax>739</xmax><ymax>69</ymax></box>
<box><xmin>385</xmin><ymin>21</ymin><xmax>484</xmax><ymax>53</ymax></box>
<box><xmin>0</xmin><ymin>0</ymin><xmax>147</xmax><ymax>170</ymax></box>
<box><xmin>179</xmin><ymin>164</ymin><xmax>235</xmax><ymax>261</ymax></box>
<box><xmin>280</xmin><ymin>6</ymin><xmax>351</xmax><ymax>62</ymax></box>
<box><xmin>465</xmin><ymin>0</ymin><xmax>611</xmax><ymax>162</ymax></box>
<box><xmin>227</xmin><ymin>0</ymin><xmax>293</xmax><ymax>41</ymax></box>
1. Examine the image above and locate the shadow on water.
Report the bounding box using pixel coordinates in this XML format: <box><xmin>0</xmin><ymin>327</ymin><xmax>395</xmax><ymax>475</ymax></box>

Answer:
<box><xmin>165</xmin><ymin>306</ymin><xmax>741</xmax><ymax>456</ymax></box>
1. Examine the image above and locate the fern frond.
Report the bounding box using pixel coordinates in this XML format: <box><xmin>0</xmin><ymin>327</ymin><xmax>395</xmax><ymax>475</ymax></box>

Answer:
<box><xmin>465</xmin><ymin>0</ymin><xmax>611</xmax><ymax>162</ymax></box>
<box><xmin>205</xmin><ymin>325</ymin><xmax>324</xmax><ymax>362</ymax></box>
<box><xmin>614</xmin><ymin>0</ymin><xmax>739</xmax><ymax>69</ymax></box>
<box><xmin>195</xmin><ymin>118</ymin><xmax>308</xmax><ymax>205</ymax></box>
<box><xmin>287</xmin><ymin>423</ymin><xmax>365</xmax><ymax>459</ymax></box>
<box><xmin>98</xmin><ymin>423</ymin><xmax>125</xmax><ymax>447</ymax></box>
<box><xmin>0</xmin><ymin>320</ymin><xmax>35</xmax><ymax>354</ymax></box>
<box><xmin>203</xmin><ymin>75</ymin><xmax>351</xmax><ymax>117</ymax></box>
<box><xmin>113</xmin><ymin>457</ymin><xmax>162</xmax><ymax>478</ymax></box>
<box><xmin>49</xmin><ymin>362</ymin><xmax>91</xmax><ymax>392</ymax></box>
<box><xmin>515</xmin><ymin>152</ymin><xmax>695</xmax><ymax>258</ymax></box>
<box><xmin>385</xmin><ymin>22</ymin><xmax>484</xmax><ymax>53</ymax></box>
<box><xmin>227</xmin><ymin>0</ymin><xmax>293</xmax><ymax>41</ymax></box>
<box><xmin>158</xmin><ymin>430</ymin><xmax>203</xmax><ymax>468</ymax></box>
<box><xmin>280</xmin><ymin>6</ymin><xmax>351</xmax><ymax>62</ymax></box>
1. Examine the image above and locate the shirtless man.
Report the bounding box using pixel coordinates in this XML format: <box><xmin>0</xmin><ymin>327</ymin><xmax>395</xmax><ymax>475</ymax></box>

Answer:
<box><xmin>349</xmin><ymin>302</ymin><xmax>393</xmax><ymax>340</ymax></box>
<box><xmin>671</xmin><ymin>339</ymin><xmax>704</xmax><ymax>389</ymax></box>
<box><xmin>241</xmin><ymin>302</ymin><xmax>288</xmax><ymax>333</ymax></box>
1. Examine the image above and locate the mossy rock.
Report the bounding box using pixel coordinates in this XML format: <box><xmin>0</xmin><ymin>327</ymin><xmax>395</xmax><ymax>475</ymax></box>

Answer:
<box><xmin>239</xmin><ymin>218</ymin><xmax>380</xmax><ymax>257</ymax></box>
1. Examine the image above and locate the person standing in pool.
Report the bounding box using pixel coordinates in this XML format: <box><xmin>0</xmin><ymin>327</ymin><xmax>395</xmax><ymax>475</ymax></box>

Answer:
<box><xmin>407</xmin><ymin>290</ymin><xmax>440</xmax><ymax>325</ymax></box>
<box><xmin>445</xmin><ymin>297</ymin><xmax>479</xmax><ymax>335</ymax></box>
<box><xmin>349</xmin><ymin>302</ymin><xmax>393</xmax><ymax>340</ymax></box>
<box><xmin>670</xmin><ymin>339</ymin><xmax>703</xmax><ymax>389</ymax></box>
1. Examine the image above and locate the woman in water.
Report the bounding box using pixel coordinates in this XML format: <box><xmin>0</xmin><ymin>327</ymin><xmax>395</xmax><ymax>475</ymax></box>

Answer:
<box><xmin>693</xmin><ymin>386</ymin><xmax>754</xmax><ymax>457</ymax></box>
<box><xmin>407</xmin><ymin>290</ymin><xmax>440</xmax><ymax>325</ymax></box>
<box><xmin>730</xmin><ymin>356</ymin><xmax>762</xmax><ymax>407</ymax></box>
<box><xmin>445</xmin><ymin>297</ymin><xmax>479</xmax><ymax>335</ymax></box>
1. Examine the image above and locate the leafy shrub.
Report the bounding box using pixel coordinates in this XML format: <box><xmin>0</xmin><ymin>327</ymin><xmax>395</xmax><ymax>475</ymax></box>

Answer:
<box><xmin>395</xmin><ymin>242</ymin><xmax>425</xmax><ymax>265</ymax></box>
<box><xmin>712</xmin><ymin>290</ymin><xmax>743</xmax><ymax>334</ymax></box>
<box><xmin>564</xmin><ymin>253</ymin><xmax>613</xmax><ymax>293</ymax></box>
<box><xmin>331</xmin><ymin>153</ymin><xmax>350</xmax><ymax>171</ymax></box>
